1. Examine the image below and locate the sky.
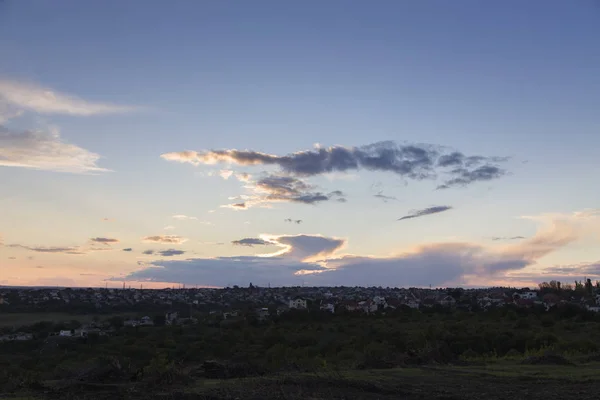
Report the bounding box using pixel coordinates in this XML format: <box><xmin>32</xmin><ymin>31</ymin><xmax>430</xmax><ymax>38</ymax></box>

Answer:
<box><xmin>0</xmin><ymin>0</ymin><xmax>599</xmax><ymax>289</ymax></box>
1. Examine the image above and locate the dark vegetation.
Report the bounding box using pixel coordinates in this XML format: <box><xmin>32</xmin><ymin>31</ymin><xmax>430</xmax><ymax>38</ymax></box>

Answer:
<box><xmin>3</xmin><ymin>302</ymin><xmax>600</xmax><ymax>399</ymax></box>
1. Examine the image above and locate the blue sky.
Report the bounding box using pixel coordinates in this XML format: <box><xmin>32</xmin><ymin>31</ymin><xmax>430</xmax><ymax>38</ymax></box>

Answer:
<box><xmin>1</xmin><ymin>0</ymin><xmax>599</xmax><ymax>288</ymax></box>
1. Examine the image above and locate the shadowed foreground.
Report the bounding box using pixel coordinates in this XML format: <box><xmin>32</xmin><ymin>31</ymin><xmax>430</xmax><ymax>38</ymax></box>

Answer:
<box><xmin>10</xmin><ymin>362</ymin><xmax>600</xmax><ymax>400</ymax></box>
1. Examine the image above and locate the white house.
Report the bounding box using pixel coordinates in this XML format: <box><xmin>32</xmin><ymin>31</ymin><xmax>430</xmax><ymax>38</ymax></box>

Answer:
<box><xmin>166</xmin><ymin>311</ymin><xmax>178</xmax><ymax>325</ymax></box>
<box><xmin>320</xmin><ymin>303</ymin><xmax>335</xmax><ymax>313</ymax></box>
<box><xmin>288</xmin><ymin>297</ymin><xmax>307</xmax><ymax>309</ymax></box>
<box><xmin>520</xmin><ymin>291</ymin><xmax>538</xmax><ymax>300</ymax></box>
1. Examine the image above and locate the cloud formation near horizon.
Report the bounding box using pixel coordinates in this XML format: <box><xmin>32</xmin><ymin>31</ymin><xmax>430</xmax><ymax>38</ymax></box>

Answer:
<box><xmin>162</xmin><ymin>141</ymin><xmax>509</xmax><ymax>189</ymax></box>
<box><xmin>0</xmin><ymin>126</ymin><xmax>108</xmax><ymax>173</ymax></box>
<box><xmin>115</xmin><ymin>210</ymin><xmax>599</xmax><ymax>287</ymax></box>
<box><xmin>398</xmin><ymin>206</ymin><xmax>453</xmax><ymax>221</ymax></box>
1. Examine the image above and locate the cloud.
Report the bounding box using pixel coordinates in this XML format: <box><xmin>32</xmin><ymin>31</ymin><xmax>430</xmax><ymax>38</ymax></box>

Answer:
<box><xmin>232</xmin><ymin>238</ymin><xmax>273</xmax><ymax>247</ymax></box>
<box><xmin>0</xmin><ymin>126</ymin><xmax>109</xmax><ymax>173</ymax></box>
<box><xmin>437</xmin><ymin>165</ymin><xmax>506</xmax><ymax>189</ymax></box>
<box><xmin>142</xmin><ymin>235</ymin><xmax>187</xmax><ymax>245</ymax></box>
<box><xmin>491</xmin><ymin>236</ymin><xmax>526</xmax><ymax>241</ymax></box>
<box><xmin>221</xmin><ymin>175</ymin><xmax>346</xmax><ymax>210</ymax></box>
<box><xmin>373</xmin><ymin>192</ymin><xmax>398</xmax><ymax>202</ymax></box>
<box><xmin>164</xmin><ymin>225</ymin><xmax>175</xmax><ymax>230</ymax></box>
<box><xmin>235</xmin><ymin>172</ymin><xmax>252</xmax><ymax>182</ymax></box>
<box><xmin>9</xmin><ymin>244</ymin><xmax>86</xmax><ymax>255</ymax></box>
<box><xmin>115</xmin><ymin>210</ymin><xmax>599</xmax><ymax>287</ymax></box>
<box><xmin>172</xmin><ymin>215</ymin><xmax>197</xmax><ymax>221</ymax></box>
<box><xmin>8</xmin><ymin>256</ymin><xmax>16</xmax><ymax>259</ymax></box>
<box><xmin>161</xmin><ymin>141</ymin><xmax>509</xmax><ymax>188</ymax></box>
<box><xmin>219</xmin><ymin>169</ymin><xmax>234</xmax><ymax>180</ymax></box>
<box><xmin>0</xmin><ymin>79</ymin><xmax>137</xmax><ymax>116</ymax></box>
<box><xmin>398</xmin><ymin>206</ymin><xmax>453</xmax><ymax>221</ymax></box>
<box><xmin>221</xmin><ymin>202</ymin><xmax>248</xmax><ymax>210</ymax></box>
<box><xmin>157</xmin><ymin>249</ymin><xmax>186</xmax><ymax>257</ymax></box>
<box><xmin>285</xmin><ymin>218</ymin><xmax>303</xmax><ymax>224</ymax></box>
<box><xmin>142</xmin><ymin>249</ymin><xmax>154</xmax><ymax>255</ymax></box>
<box><xmin>90</xmin><ymin>237</ymin><xmax>119</xmax><ymax>245</ymax></box>
<box><xmin>122</xmin><ymin>248</ymin><xmax>133</xmax><ymax>252</ymax></box>
<box><xmin>541</xmin><ymin>261</ymin><xmax>600</xmax><ymax>277</ymax></box>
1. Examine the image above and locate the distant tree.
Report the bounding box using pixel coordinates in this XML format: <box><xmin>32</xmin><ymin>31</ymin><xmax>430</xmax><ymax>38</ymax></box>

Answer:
<box><xmin>585</xmin><ymin>279</ymin><xmax>593</xmax><ymax>296</ymax></box>
<box><xmin>153</xmin><ymin>314</ymin><xmax>166</xmax><ymax>326</ymax></box>
<box><xmin>108</xmin><ymin>316</ymin><xmax>124</xmax><ymax>329</ymax></box>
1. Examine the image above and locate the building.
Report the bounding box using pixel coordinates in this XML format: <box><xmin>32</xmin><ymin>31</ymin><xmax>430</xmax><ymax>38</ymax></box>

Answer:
<box><xmin>288</xmin><ymin>297</ymin><xmax>307</xmax><ymax>309</ymax></box>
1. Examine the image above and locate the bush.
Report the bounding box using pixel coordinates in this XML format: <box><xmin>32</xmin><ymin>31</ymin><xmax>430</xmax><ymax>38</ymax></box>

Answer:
<box><xmin>461</xmin><ymin>348</ymin><xmax>479</xmax><ymax>359</ymax></box>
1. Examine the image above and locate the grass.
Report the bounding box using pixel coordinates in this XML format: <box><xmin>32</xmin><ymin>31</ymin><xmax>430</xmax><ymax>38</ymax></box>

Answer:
<box><xmin>188</xmin><ymin>361</ymin><xmax>600</xmax><ymax>394</ymax></box>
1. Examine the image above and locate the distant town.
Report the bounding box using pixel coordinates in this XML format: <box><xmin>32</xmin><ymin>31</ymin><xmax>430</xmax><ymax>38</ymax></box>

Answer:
<box><xmin>2</xmin><ymin>281</ymin><xmax>600</xmax><ymax>343</ymax></box>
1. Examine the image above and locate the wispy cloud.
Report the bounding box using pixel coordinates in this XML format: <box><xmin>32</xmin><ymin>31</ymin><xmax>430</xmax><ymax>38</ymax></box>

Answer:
<box><xmin>142</xmin><ymin>235</ymin><xmax>187</xmax><ymax>245</ymax></box>
<box><xmin>172</xmin><ymin>215</ymin><xmax>198</xmax><ymax>221</ymax></box>
<box><xmin>491</xmin><ymin>236</ymin><xmax>526</xmax><ymax>241</ymax></box>
<box><xmin>161</xmin><ymin>141</ymin><xmax>509</xmax><ymax>189</ymax></box>
<box><xmin>164</xmin><ymin>225</ymin><xmax>175</xmax><ymax>230</ymax></box>
<box><xmin>8</xmin><ymin>244</ymin><xmax>86</xmax><ymax>255</ymax></box>
<box><xmin>285</xmin><ymin>218</ymin><xmax>303</xmax><ymax>224</ymax></box>
<box><xmin>0</xmin><ymin>126</ymin><xmax>109</xmax><ymax>173</ymax></box>
<box><xmin>90</xmin><ymin>237</ymin><xmax>119</xmax><ymax>245</ymax></box>
<box><xmin>373</xmin><ymin>192</ymin><xmax>398</xmax><ymax>202</ymax></box>
<box><xmin>0</xmin><ymin>79</ymin><xmax>138</xmax><ymax>116</ymax></box>
<box><xmin>398</xmin><ymin>206</ymin><xmax>453</xmax><ymax>221</ymax></box>
<box><xmin>122</xmin><ymin>248</ymin><xmax>133</xmax><ymax>252</ymax></box>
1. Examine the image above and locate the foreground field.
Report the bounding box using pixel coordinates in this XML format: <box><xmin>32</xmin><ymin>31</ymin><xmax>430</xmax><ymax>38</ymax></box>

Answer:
<box><xmin>16</xmin><ymin>362</ymin><xmax>600</xmax><ymax>400</ymax></box>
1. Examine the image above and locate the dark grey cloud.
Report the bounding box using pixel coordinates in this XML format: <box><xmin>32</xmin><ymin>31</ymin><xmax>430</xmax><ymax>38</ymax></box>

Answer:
<box><xmin>437</xmin><ymin>165</ymin><xmax>506</xmax><ymax>190</ymax></box>
<box><xmin>158</xmin><ymin>249</ymin><xmax>186</xmax><ymax>257</ymax></box>
<box><xmin>398</xmin><ymin>206</ymin><xmax>453</xmax><ymax>221</ymax></box>
<box><xmin>142</xmin><ymin>249</ymin><xmax>155</xmax><ymax>255</ymax></box>
<box><xmin>90</xmin><ymin>237</ymin><xmax>119</xmax><ymax>245</ymax></box>
<box><xmin>162</xmin><ymin>141</ymin><xmax>509</xmax><ymax>188</ymax></box>
<box><xmin>232</xmin><ymin>238</ymin><xmax>272</xmax><ymax>247</ymax></box>
<box><xmin>256</xmin><ymin>175</ymin><xmax>344</xmax><ymax>205</ymax></box>
<box><xmin>122</xmin><ymin>248</ymin><xmax>133</xmax><ymax>252</ymax></box>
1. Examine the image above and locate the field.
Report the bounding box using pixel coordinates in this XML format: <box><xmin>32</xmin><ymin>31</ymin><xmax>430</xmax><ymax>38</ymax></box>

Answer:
<box><xmin>20</xmin><ymin>362</ymin><xmax>600</xmax><ymax>399</ymax></box>
<box><xmin>3</xmin><ymin>304</ymin><xmax>600</xmax><ymax>399</ymax></box>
